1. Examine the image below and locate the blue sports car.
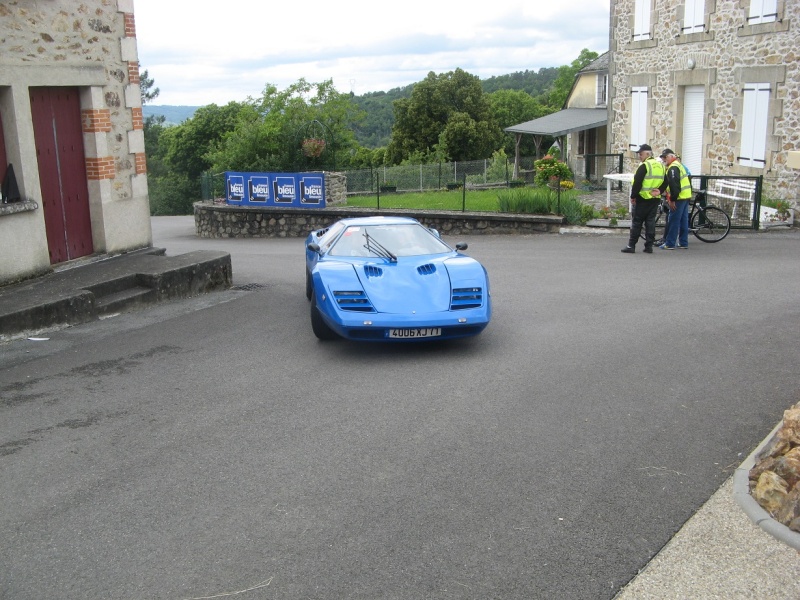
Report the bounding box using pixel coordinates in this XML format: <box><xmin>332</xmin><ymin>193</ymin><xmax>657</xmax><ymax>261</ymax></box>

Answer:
<box><xmin>305</xmin><ymin>216</ymin><xmax>491</xmax><ymax>341</ymax></box>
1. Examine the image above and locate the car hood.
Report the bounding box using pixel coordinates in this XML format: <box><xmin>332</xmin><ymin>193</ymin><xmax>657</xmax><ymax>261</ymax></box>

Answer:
<box><xmin>353</xmin><ymin>255</ymin><xmax>482</xmax><ymax>314</ymax></box>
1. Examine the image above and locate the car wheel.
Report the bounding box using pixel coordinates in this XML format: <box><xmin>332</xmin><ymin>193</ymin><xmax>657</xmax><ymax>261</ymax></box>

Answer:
<box><xmin>311</xmin><ymin>292</ymin><xmax>338</xmax><ymax>340</ymax></box>
<box><xmin>305</xmin><ymin>269</ymin><xmax>312</xmax><ymax>301</ymax></box>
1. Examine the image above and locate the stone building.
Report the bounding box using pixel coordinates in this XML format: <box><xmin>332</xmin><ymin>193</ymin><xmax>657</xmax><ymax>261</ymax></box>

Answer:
<box><xmin>0</xmin><ymin>0</ymin><xmax>151</xmax><ymax>285</ymax></box>
<box><xmin>609</xmin><ymin>0</ymin><xmax>799</xmax><ymax>205</ymax></box>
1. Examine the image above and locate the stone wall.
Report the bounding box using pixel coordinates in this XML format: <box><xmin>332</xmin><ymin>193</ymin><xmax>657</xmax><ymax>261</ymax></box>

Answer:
<box><xmin>609</xmin><ymin>0</ymin><xmax>800</xmax><ymax>205</ymax></box>
<box><xmin>194</xmin><ymin>202</ymin><xmax>564</xmax><ymax>239</ymax></box>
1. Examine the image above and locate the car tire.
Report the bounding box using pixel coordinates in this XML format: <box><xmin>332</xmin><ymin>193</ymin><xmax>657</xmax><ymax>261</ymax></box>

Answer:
<box><xmin>305</xmin><ymin>269</ymin><xmax>312</xmax><ymax>301</ymax></box>
<box><xmin>311</xmin><ymin>292</ymin><xmax>338</xmax><ymax>340</ymax></box>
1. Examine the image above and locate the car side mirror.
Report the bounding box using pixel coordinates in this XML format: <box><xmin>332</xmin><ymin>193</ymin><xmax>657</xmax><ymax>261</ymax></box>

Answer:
<box><xmin>307</xmin><ymin>242</ymin><xmax>321</xmax><ymax>253</ymax></box>
<box><xmin>455</xmin><ymin>242</ymin><xmax>468</xmax><ymax>251</ymax></box>
<box><xmin>429</xmin><ymin>228</ymin><xmax>441</xmax><ymax>238</ymax></box>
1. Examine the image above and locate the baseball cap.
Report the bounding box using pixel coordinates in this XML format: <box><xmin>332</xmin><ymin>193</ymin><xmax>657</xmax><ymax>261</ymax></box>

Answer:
<box><xmin>636</xmin><ymin>144</ymin><xmax>652</xmax><ymax>152</ymax></box>
<box><xmin>660</xmin><ymin>148</ymin><xmax>676</xmax><ymax>158</ymax></box>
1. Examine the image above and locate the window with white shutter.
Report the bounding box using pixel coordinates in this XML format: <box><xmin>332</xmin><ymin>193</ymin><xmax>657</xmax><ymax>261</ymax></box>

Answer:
<box><xmin>748</xmin><ymin>0</ymin><xmax>777</xmax><ymax>25</ymax></box>
<box><xmin>682</xmin><ymin>0</ymin><xmax>705</xmax><ymax>34</ymax></box>
<box><xmin>739</xmin><ymin>83</ymin><xmax>770</xmax><ymax>168</ymax></box>
<box><xmin>633</xmin><ymin>0</ymin><xmax>651</xmax><ymax>41</ymax></box>
<box><xmin>630</xmin><ymin>87</ymin><xmax>648</xmax><ymax>150</ymax></box>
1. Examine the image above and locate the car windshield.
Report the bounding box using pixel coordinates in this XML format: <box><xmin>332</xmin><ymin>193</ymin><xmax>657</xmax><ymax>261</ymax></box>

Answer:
<box><xmin>328</xmin><ymin>224</ymin><xmax>451</xmax><ymax>258</ymax></box>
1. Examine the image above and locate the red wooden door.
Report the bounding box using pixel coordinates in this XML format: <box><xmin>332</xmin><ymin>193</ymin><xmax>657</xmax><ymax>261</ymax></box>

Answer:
<box><xmin>30</xmin><ymin>87</ymin><xmax>94</xmax><ymax>264</ymax></box>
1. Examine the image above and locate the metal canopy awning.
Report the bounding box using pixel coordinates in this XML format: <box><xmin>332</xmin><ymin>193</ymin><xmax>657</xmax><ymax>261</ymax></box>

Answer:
<box><xmin>504</xmin><ymin>108</ymin><xmax>607</xmax><ymax>137</ymax></box>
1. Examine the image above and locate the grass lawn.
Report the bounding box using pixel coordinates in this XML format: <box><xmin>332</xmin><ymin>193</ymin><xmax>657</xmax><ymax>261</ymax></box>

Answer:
<box><xmin>346</xmin><ymin>189</ymin><xmax>503</xmax><ymax>212</ymax></box>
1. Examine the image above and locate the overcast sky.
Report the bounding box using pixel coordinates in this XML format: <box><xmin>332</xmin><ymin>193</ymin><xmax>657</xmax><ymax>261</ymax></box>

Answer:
<box><xmin>133</xmin><ymin>0</ymin><xmax>610</xmax><ymax>106</ymax></box>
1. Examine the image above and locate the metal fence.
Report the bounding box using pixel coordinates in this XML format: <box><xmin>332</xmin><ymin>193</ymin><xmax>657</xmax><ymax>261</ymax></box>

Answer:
<box><xmin>693</xmin><ymin>175</ymin><xmax>763</xmax><ymax>229</ymax></box>
<box><xmin>343</xmin><ymin>156</ymin><xmax>540</xmax><ymax>194</ymax></box>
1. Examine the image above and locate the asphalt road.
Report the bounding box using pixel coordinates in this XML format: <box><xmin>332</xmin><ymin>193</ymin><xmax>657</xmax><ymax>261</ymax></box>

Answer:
<box><xmin>1</xmin><ymin>217</ymin><xmax>799</xmax><ymax>599</ymax></box>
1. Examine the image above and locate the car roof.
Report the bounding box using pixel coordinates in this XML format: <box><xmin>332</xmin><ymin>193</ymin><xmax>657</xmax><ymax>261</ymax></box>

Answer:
<box><xmin>335</xmin><ymin>216</ymin><xmax>420</xmax><ymax>227</ymax></box>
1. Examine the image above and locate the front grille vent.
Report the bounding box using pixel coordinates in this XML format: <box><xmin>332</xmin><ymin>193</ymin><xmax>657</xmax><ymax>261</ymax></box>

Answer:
<box><xmin>451</xmin><ymin>287</ymin><xmax>483</xmax><ymax>310</ymax></box>
<box><xmin>417</xmin><ymin>263</ymin><xmax>436</xmax><ymax>275</ymax></box>
<box><xmin>334</xmin><ymin>290</ymin><xmax>375</xmax><ymax>312</ymax></box>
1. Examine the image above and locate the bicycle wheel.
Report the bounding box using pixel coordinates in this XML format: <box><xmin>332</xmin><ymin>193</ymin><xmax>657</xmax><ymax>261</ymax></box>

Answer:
<box><xmin>691</xmin><ymin>205</ymin><xmax>730</xmax><ymax>242</ymax></box>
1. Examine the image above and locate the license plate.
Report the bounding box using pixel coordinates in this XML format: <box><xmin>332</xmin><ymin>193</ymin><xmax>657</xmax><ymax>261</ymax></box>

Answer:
<box><xmin>388</xmin><ymin>328</ymin><xmax>442</xmax><ymax>339</ymax></box>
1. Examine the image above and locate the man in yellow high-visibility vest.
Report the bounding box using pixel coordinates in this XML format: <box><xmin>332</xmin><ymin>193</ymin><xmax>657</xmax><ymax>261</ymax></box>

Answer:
<box><xmin>622</xmin><ymin>144</ymin><xmax>665</xmax><ymax>254</ymax></box>
<box><xmin>658</xmin><ymin>148</ymin><xmax>692</xmax><ymax>249</ymax></box>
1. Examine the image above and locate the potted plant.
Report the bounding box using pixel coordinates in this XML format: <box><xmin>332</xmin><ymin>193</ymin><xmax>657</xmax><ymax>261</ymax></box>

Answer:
<box><xmin>533</xmin><ymin>155</ymin><xmax>573</xmax><ymax>188</ymax></box>
<box><xmin>301</xmin><ymin>138</ymin><xmax>326</xmax><ymax>158</ymax></box>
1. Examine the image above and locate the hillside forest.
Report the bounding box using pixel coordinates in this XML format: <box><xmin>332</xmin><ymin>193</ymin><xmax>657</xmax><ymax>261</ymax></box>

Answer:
<box><xmin>142</xmin><ymin>49</ymin><xmax>599</xmax><ymax>215</ymax></box>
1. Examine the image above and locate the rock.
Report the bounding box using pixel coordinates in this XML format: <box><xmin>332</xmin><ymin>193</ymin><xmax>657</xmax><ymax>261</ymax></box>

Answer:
<box><xmin>775</xmin><ymin>483</ymin><xmax>800</xmax><ymax>531</ymax></box>
<box><xmin>774</xmin><ymin>447</ymin><xmax>800</xmax><ymax>489</ymax></box>
<box><xmin>778</xmin><ymin>405</ymin><xmax>800</xmax><ymax>445</ymax></box>
<box><xmin>752</xmin><ymin>471</ymin><xmax>789</xmax><ymax>515</ymax></box>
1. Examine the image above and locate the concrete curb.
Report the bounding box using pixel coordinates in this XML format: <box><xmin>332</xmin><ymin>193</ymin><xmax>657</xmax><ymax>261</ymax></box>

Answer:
<box><xmin>733</xmin><ymin>420</ymin><xmax>800</xmax><ymax>551</ymax></box>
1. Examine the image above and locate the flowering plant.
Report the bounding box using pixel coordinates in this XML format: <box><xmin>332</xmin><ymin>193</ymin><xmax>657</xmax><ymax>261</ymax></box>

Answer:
<box><xmin>533</xmin><ymin>154</ymin><xmax>573</xmax><ymax>186</ymax></box>
<box><xmin>302</xmin><ymin>138</ymin><xmax>326</xmax><ymax>158</ymax></box>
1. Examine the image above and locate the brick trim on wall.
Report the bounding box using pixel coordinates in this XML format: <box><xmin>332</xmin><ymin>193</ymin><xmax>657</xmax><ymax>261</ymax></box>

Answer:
<box><xmin>134</xmin><ymin>153</ymin><xmax>147</xmax><ymax>175</ymax></box>
<box><xmin>131</xmin><ymin>107</ymin><xmax>143</xmax><ymax>130</ymax></box>
<box><xmin>124</xmin><ymin>13</ymin><xmax>136</xmax><ymax>38</ymax></box>
<box><xmin>86</xmin><ymin>157</ymin><xmax>116</xmax><ymax>180</ymax></box>
<box><xmin>128</xmin><ymin>60</ymin><xmax>140</xmax><ymax>85</ymax></box>
<box><xmin>81</xmin><ymin>109</ymin><xmax>112</xmax><ymax>133</ymax></box>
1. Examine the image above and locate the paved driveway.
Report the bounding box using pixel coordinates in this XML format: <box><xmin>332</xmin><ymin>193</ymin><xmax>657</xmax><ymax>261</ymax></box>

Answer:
<box><xmin>1</xmin><ymin>218</ymin><xmax>798</xmax><ymax>599</ymax></box>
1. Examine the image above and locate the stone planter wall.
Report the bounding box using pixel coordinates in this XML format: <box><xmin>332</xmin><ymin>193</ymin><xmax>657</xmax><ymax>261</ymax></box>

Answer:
<box><xmin>194</xmin><ymin>202</ymin><xmax>564</xmax><ymax>239</ymax></box>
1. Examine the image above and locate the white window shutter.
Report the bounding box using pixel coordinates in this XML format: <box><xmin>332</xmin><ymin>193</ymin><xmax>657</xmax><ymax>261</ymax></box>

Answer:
<box><xmin>683</xmin><ymin>0</ymin><xmax>705</xmax><ymax>33</ymax></box>
<box><xmin>749</xmin><ymin>0</ymin><xmax>777</xmax><ymax>24</ymax></box>
<box><xmin>740</xmin><ymin>83</ymin><xmax>770</xmax><ymax>167</ymax></box>
<box><xmin>630</xmin><ymin>87</ymin><xmax>648</xmax><ymax>150</ymax></box>
<box><xmin>634</xmin><ymin>0</ymin><xmax>651</xmax><ymax>41</ymax></box>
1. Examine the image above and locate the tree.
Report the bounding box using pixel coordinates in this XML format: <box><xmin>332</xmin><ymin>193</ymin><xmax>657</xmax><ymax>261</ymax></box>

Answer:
<box><xmin>386</xmin><ymin>68</ymin><xmax>502</xmax><ymax>164</ymax></box>
<box><xmin>207</xmin><ymin>79</ymin><xmax>365</xmax><ymax>174</ymax></box>
<box><xmin>140</xmin><ymin>69</ymin><xmax>160</xmax><ymax>105</ymax></box>
<box><xmin>488</xmin><ymin>89</ymin><xmax>550</xmax><ymax>156</ymax></box>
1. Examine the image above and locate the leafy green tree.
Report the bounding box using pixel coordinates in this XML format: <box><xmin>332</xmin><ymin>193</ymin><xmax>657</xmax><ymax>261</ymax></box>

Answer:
<box><xmin>208</xmin><ymin>79</ymin><xmax>365</xmax><ymax>174</ymax></box>
<box><xmin>386</xmin><ymin>68</ymin><xmax>502</xmax><ymax>164</ymax></box>
<box><xmin>488</xmin><ymin>89</ymin><xmax>550</xmax><ymax>156</ymax></box>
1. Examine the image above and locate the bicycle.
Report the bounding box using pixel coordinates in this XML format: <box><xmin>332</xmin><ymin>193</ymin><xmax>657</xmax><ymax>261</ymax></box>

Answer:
<box><xmin>641</xmin><ymin>193</ymin><xmax>731</xmax><ymax>244</ymax></box>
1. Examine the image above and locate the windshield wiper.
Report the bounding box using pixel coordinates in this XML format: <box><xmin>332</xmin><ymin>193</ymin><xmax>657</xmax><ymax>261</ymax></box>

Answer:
<box><xmin>363</xmin><ymin>231</ymin><xmax>397</xmax><ymax>262</ymax></box>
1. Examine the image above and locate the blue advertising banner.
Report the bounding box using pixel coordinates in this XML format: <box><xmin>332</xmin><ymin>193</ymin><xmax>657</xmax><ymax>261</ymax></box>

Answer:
<box><xmin>225</xmin><ymin>172</ymin><xmax>326</xmax><ymax>208</ymax></box>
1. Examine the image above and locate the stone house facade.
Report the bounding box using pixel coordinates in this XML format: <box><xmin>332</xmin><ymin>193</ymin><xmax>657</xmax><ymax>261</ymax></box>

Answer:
<box><xmin>608</xmin><ymin>0</ymin><xmax>800</xmax><ymax>206</ymax></box>
<box><xmin>0</xmin><ymin>0</ymin><xmax>151</xmax><ymax>285</ymax></box>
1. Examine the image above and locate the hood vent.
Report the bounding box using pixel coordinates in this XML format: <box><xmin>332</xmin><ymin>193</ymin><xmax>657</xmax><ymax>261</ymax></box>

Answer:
<box><xmin>417</xmin><ymin>263</ymin><xmax>436</xmax><ymax>275</ymax></box>
<box><xmin>363</xmin><ymin>265</ymin><xmax>383</xmax><ymax>278</ymax></box>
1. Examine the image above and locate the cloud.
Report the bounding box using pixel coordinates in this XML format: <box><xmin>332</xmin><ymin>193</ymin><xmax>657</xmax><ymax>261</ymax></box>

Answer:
<box><xmin>134</xmin><ymin>0</ymin><xmax>610</xmax><ymax>105</ymax></box>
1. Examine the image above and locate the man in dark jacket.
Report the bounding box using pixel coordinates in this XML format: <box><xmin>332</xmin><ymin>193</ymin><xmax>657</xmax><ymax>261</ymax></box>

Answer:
<box><xmin>621</xmin><ymin>144</ymin><xmax>666</xmax><ymax>254</ymax></box>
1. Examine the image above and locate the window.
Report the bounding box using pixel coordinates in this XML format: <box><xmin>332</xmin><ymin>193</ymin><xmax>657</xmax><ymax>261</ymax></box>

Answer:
<box><xmin>748</xmin><ymin>0</ymin><xmax>777</xmax><ymax>25</ymax></box>
<box><xmin>739</xmin><ymin>83</ymin><xmax>770</xmax><ymax>168</ymax></box>
<box><xmin>682</xmin><ymin>0</ymin><xmax>705</xmax><ymax>34</ymax></box>
<box><xmin>630</xmin><ymin>87</ymin><xmax>648</xmax><ymax>151</ymax></box>
<box><xmin>596</xmin><ymin>74</ymin><xmax>608</xmax><ymax>106</ymax></box>
<box><xmin>633</xmin><ymin>0</ymin><xmax>652</xmax><ymax>41</ymax></box>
